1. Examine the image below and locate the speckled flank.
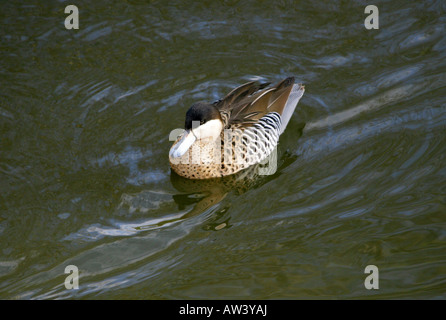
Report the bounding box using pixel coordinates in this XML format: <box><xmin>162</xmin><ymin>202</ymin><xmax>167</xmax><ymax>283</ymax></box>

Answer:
<box><xmin>169</xmin><ymin>118</ymin><xmax>280</xmax><ymax>179</ymax></box>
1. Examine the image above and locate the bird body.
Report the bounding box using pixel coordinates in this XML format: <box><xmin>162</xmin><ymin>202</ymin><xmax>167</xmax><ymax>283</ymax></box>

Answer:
<box><xmin>169</xmin><ymin>77</ymin><xmax>305</xmax><ymax>179</ymax></box>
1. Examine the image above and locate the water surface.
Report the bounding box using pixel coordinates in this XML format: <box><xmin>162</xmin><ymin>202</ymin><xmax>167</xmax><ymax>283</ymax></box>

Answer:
<box><xmin>0</xmin><ymin>0</ymin><xmax>445</xmax><ymax>299</ymax></box>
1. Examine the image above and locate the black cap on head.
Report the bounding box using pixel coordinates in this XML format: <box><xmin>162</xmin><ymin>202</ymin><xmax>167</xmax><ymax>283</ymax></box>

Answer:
<box><xmin>185</xmin><ymin>102</ymin><xmax>222</xmax><ymax>130</ymax></box>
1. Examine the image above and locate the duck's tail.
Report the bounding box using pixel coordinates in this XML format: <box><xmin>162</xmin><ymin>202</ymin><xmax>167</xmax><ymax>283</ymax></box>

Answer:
<box><xmin>278</xmin><ymin>82</ymin><xmax>305</xmax><ymax>134</ymax></box>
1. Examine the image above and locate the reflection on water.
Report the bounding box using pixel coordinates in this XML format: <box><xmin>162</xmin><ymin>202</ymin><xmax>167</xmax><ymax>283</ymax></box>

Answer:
<box><xmin>1</xmin><ymin>0</ymin><xmax>446</xmax><ymax>299</ymax></box>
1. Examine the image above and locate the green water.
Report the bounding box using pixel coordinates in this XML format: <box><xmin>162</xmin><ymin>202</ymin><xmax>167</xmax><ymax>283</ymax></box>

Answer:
<box><xmin>0</xmin><ymin>0</ymin><xmax>445</xmax><ymax>299</ymax></box>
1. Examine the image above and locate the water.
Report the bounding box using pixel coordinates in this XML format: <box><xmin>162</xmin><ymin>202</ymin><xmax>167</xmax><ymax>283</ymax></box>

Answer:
<box><xmin>0</xmin><ymin>0</ymin><xmax>445</xmax><ymax>299</ymax></box>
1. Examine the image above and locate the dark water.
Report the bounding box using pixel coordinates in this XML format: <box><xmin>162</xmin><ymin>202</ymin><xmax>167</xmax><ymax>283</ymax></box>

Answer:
<box><xmin>1</xmin><ymin>0</ymin><xmax>445</xmax><ymax>299</ymax></box>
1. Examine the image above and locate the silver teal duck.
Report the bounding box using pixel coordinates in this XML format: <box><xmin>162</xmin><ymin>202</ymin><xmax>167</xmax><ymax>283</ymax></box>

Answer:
<box><xmin>169</xmin><ymin>77</ymin><xmax>305</xmax><ymax>179</ymax></box>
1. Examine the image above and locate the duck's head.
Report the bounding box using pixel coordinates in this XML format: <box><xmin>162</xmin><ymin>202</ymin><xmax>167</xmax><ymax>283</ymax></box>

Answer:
<box><xmin>170</xmin><ymin>102</ymin><xmax>223</xmax><ymax>158</ymax></box>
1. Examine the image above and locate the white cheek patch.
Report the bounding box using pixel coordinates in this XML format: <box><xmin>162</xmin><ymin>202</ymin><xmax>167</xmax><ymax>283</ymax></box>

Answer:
<box><xmin>192</xmin><ymin>119</ymin><xmax>223</xmax><ymax>141</ymax></box>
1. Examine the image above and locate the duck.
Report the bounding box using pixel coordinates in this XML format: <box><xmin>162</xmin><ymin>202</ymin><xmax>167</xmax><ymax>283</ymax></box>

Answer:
<box><xmin>169</xmin><ymin>77</ymin><xmax>305</xmax><ymax>179</ymax></box>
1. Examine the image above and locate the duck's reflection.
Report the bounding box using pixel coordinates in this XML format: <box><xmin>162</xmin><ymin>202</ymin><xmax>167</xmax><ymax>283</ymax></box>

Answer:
<box><xmin>170</xmin><ymin>150</ymin><xmax>298</xmax><ymax>230</ymax></box>
<box><xmin>114</xmin><ymin>148</ymin><xmax>299</xmax><ymax>233</ymax></box>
